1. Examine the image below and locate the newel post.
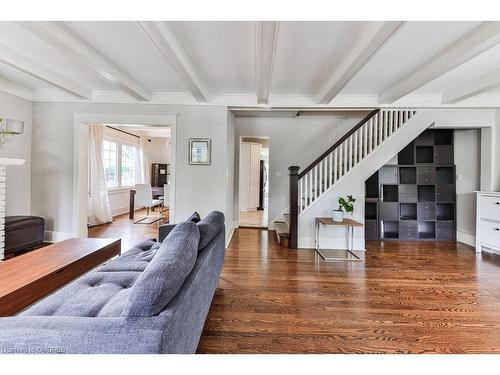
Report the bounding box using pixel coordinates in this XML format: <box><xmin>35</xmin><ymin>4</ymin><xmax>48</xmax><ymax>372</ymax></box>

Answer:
<box><xmin>288</xmin><ymin>166</ymin><xmax>300</xmax><ymax>249</ymax></box>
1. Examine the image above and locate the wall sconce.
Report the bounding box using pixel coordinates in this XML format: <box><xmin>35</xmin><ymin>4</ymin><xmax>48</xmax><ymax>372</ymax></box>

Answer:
<box><xmin>0</xmin><ymin>118</ymin><xmax>24</xmax><ymax>147</ymax></box>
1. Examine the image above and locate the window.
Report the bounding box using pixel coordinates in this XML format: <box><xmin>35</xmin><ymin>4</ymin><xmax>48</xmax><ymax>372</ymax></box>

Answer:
<box><xmin>121</xmin><ymin>144</ymin><xmax>136</xmax><ymax>187</ymax></box>
<box><xmin>103</xmin><ymin>140</ymin><xmax>118</xmax><ymax>187</ymax></box>
<box><xmin>102</xmin><ymin>139</ymin><xmax>138</xmax><ymax>188</ymax></box>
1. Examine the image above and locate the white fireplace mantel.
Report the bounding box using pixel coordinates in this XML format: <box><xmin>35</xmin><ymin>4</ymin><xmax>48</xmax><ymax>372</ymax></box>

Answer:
<box><xmin>0</xmin><ymin>158</ymin><xmax>25</xmax><ymax>166</ymax></box>
<box><xmin>0</xmin><ymin>157</ymin><xmax>25</xmax><ymax>261</ymax></box>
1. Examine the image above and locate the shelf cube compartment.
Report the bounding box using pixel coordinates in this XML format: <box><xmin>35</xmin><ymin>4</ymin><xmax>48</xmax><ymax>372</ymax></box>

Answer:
<box><xmin>382</xmin><ymin>221</ymin><xmax>399</xmax><ymax>239</ymax></box>
<box><xmin>436</xmin><ymin>203</ymin><xmax>454</xmax><ymax>220</ymax></box>
<box><xmin>382</xmin><ymin>185</ymin><xmax>399</xmax><ymax>202</ymax></box>
<box><xmin>416</xmin><ymin>146</ymin><xmax>434</xmax><ymax>163</ymax></box>
<box><xmin>400</xmin><ymin>203</ymin><xmax>417</xmax><ymax>220</ymax></box>
<box><xmin>436</xmin><ymin>167</ymin><xmax>454</xmax><ymax>185</ymax></box>
<box><xmin>418</xmin><ymin>221</ymin><xmax>436</xmax><ymax>239</ymax></box>
<box><xmin>365</xmin><ymin>172</ymin><xmax>379</xmax><ymax>198</ymax></box>
<box><xmin>399</xmin><ymin>167</ymin><xmax>416</xmax><ymax>184</ymax></box>
<box><xmin>365</xmin><ymin>202</ymin><xmax>378</xmax><ymax>220</ymax></box>
<box><xmin>418</xmin><ymin>185</ymin><xmax>435</xmax><ymax>202</ymax></box>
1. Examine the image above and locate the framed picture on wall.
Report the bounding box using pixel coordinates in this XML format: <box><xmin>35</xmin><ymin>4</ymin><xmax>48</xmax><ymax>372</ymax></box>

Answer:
<box><xmin>189</xmin><ymin>138</ymin><xmax>211</xmax><ymax>165</ymax></box>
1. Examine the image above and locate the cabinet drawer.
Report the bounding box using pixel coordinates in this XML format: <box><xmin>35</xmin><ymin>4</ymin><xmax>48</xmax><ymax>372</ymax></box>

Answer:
<box><xmin>479</xmin><ymin>220</ymin><xmax>500</xmax><ymax>248</ymax></box>
<box><xmin>399</xmin><ymin>220</ymin><xmax>417</xmax><ymax>239</ymax></box>
<box><xmin>379</xmin><ymin>202</ymin><xmax>398</xmax><ymax>221</ymax></box>
<box><xmin>399</xmin><ymin>185</ymin><xmax>417</xmax><ymax>203</ymax></box>
<box><xmin>480</xmin><ymin>195</ymin><xmax>500</xmax><ymax>221</ymax></box>
<box><xmin>436</xmin><ymin>221</ymin><xmax>454</xmax><ymax>240</ymax></box>
<box><xmin>436</xmin><ymin>185</ymin><xmax>454</xmax><ymax>202</ymax></box>
<box><xmin>399</xmin><ymin>221</ymin><xmax>418</xmax><ymax>238</ymax></box>
<box><xmin>417</xmin><ymin>167</ymin><xmax>435</xmax><ymax>185</ymax></box>
<box><xmin>417</xmin><ymin>203</ymin><xmax>435</xmax><ymax>220</ymax></box>
<box><xmin>399</xmin><ymin>230</ymin><xmax>418</xmax><ymax>240</ymax></box>
<box><xmin>379</xmin><ymin>166</ymin><xmax>398</xmax><ymax>184</ymax></box>
<box><xmin>434</xmin><ymin>145</ymin><xmax>453</xmax><ymax>164</ymax></box>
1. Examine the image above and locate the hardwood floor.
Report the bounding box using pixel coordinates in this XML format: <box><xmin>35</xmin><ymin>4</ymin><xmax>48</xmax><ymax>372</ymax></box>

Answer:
<box><xmin>197</xmin><ymin>228</ymin><xmax>500</xmax><ymax>353</ymax></box>
<box><xmin>239</xmin><ymin>209</ymin><xmax>268</xmax><ymax>228</ymax></box>
<box><xmin>88</xmin><ymin>208</ymin><xmax>168</xmax><ymax>252</ymax></box>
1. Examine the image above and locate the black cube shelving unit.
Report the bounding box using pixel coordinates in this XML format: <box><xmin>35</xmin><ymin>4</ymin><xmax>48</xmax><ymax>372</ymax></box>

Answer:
<box><xmin>364</xmin><ymin>129</ymin><xmax>456</xmax><ymax>241</ymax></box>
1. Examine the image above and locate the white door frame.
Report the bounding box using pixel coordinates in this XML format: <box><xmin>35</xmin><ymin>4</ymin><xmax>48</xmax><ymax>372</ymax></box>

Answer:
<box><xmin>73</xmin><ymin>112</ymin><xmax>177</xmax><ymax>238</ymax></box>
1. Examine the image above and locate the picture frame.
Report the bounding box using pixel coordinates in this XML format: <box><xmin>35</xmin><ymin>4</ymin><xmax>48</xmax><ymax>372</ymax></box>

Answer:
<box><xmin>189</xmin><ymin>138</ymin><xmax>211</xmax><ymax>165</ymax></box>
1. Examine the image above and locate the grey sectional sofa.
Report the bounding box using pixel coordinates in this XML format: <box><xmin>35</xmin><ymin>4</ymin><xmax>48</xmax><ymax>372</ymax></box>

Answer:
<box><xmin>0</xmin><ymin>211</ymin><xmax>225</xmax><ymax>354</ymax></box>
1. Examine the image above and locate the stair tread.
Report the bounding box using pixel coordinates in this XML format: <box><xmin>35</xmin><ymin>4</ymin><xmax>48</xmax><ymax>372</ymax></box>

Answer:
<box><xmin>275</xmin><ymin>222</ymin><xmax>290</xmax><ymax>238</ymax></box>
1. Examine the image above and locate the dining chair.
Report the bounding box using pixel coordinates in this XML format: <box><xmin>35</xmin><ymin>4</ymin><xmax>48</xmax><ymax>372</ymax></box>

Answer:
<box><xmin>134</xmin><ymin>184</ymin><xmax>163</xmax><ymax>224</ymax></box>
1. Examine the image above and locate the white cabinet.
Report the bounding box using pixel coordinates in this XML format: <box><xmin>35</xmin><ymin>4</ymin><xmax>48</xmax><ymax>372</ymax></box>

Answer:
<box><xmin>240</xmin><ymin>142</ymin><xmax>262</xmax><ymax>212</ymax></box>
<box><xmin>475</xmin><ymin>191</ymin><xmax>500</xmax><ymax>253</ymax></box>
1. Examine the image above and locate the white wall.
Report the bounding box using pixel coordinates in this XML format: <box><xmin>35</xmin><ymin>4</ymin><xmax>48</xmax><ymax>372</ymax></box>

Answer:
<box><xmin>31</xmin><ymin>102</ymin><xmax>232</xmax><ymax>241</ymax></box>
<box><xmin>454</xmin><ymin>129</ymin><xmax>480</xmax><ymax>245</ymax></box>
<box><xmin>234</xmin><ymin>114</ymin><xmax>365</xmax><ymax>226</ymax></box>
<box><xmin>147</xmin><ymin>137</ymin><xmax>171</xmax><ymax>164</ymax></box>
<box><xmin>225</xmin><ymin>111</ymin><xmax>236</xmax><ymax>242</ymax></box>
<box><xmin>0</xmin><ymin>91</ymin><xmax>32</xmax><ymax>216</ymax></box>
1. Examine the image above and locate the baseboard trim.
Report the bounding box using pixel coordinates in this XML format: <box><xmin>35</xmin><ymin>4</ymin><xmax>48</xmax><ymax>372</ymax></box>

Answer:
<box><xmin>111</xmin><ymin>207</ymin><xmax>130</xmax><ymax>217</ymax></box>
<box><xmin>225</xmin><ymin>220</ymin><xmax>238</xmax><ymax>248</ymax></box>
<box><xmin>457</xmin><ymin>231</ymin><xmax>475</xmax><ymax>247</ymax></box>
<box><xmin>44</xmin><ymin>231</ymin><xmax>74</xmax><ymax>243</ymax></box>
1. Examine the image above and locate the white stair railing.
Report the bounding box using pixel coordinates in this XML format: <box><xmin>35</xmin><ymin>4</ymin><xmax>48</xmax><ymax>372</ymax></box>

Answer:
<box><xmin>298</xmin><ymin>109</ymin><xmax>416</xmax><ymax>214</ymax></box>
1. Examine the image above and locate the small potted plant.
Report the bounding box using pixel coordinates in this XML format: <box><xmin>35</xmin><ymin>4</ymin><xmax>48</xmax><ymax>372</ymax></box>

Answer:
<box><xmin>332</xmin><ymin>195</ymin><xmax>356</xmax><ymax>222</ymax></box>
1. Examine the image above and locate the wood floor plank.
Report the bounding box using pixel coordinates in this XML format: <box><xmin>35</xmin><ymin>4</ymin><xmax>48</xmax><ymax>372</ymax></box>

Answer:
<box><xmin>197</xmin><ymin>228</ymin><xmax>500</xmax><ymax>353</ymax></box>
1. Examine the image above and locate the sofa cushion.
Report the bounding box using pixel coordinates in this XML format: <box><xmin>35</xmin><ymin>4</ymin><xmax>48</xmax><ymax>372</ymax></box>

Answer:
<box><xmin>21</xmin><ymin>272</ymin><xmax>141</xmax><ymax>318</ymax></box>
<box><xmin>198</xmin><ymin>211</ymin><xmax>225</xmax><ymax>249</ymax></box>
<box><xmin>98</xmin><ymin>239</ymin><xmax>160</xmax><ymax>272</ymax></box>
<box><xmin>123</xmin><ymin>221</ymin><xmax>200</xmax><ymax>317</ymax></box>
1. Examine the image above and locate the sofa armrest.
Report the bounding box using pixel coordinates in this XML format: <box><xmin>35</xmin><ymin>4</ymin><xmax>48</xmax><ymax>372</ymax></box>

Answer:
<box><xmin>0</xmin><ymin>316</ymin><xmax>166</xmax><ymax>354</ymax></box>
<box><xmin>158</xmin><ymin>224</ymin><xmax>176</xmax><ymax>242</ymax></box>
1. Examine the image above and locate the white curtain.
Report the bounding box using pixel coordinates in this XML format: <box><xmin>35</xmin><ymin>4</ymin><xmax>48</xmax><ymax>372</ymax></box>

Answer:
<box><xmin>139</xmin><ymin>136</ymin><xmax>150</xmax><ymax>184</ymax></box>
<box><xmin>88</xmin><ymin>125</ymin><xmax>113</xmax><ymax>226</ymax></box>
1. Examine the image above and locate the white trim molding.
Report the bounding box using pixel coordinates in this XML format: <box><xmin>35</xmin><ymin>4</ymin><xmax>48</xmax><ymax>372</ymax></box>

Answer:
<box><xmin>255</xmin><ymin>21</ymin><xmax>280</xmax><ymax>105</ymax></box>
<box><xmin>137</xmin><ymin>21</ymin><xmax>209</xmax><ymax>103</ymax></box>
<box><xmin>317</xmin><ymin>21</ymin><xmax>405</xmax><ymax>104</ymax></box>
<box><xmin>16</xmin><ymin>21</ymin><xmax>151</xmax><ymax>102</ymax></box>
<box><xmin>380</xmin><ymin>22</ymin><xmax>500</xmax><ymax>104</ymax></box>
<box><xmin>44</xmin><ymin>231</ymin><xmax>74</xmax><ymax>243</ymax></box>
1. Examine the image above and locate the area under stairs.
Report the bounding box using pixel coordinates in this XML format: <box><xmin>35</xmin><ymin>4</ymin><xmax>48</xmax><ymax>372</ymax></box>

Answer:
<box><xmin>274</xmin><ymin>213</ymin><xmax>289</xmax><ymax>247</ymax></box>
<box><xmin>276</xmin><ymin>108</ymin><xmax>441</xmax><ymax>248</ymax></box>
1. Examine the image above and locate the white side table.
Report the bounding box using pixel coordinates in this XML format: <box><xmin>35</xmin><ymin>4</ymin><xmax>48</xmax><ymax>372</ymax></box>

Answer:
<box><xmin>314</xmin><ymin>217</ymin><xmax>363</xmax><ymax>262</ymax></box>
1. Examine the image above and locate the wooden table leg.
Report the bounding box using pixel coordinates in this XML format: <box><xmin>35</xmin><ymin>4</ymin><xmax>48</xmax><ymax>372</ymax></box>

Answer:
<box><xmin>129</xmin><ymin>190</ymin><xmax>135</xmax><ymax>220</ymax></box>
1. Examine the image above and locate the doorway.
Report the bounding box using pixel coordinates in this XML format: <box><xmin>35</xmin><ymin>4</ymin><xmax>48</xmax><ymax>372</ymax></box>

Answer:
<box><xmin>239</xmin><ymin>136</ymin><xmax>269</xmax><ymax>228</ymax></box>
<box><xmin>72</xmin><ymin>112</ymin><xmax>177</xmax><ymax>244</ymax></box>
<box><xmin>86</xmin><ymin>124</ymin><xmax>172</xmax><ymax>250</ymax></box>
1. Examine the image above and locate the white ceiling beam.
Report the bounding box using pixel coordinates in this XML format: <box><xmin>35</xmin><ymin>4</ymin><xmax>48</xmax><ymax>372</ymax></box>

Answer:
<box><xmin>16</xmin><ymin>21</ymin><xmax>151</xmax><ymax>102</ymax></box>
<box><xmin>442</xmin><ymin>67</ymin><xmax>500</xmax><ymax>104</ymax></box>
<box><xmin>255</xmin><ymin>21</ymin><xmax>280</xmax><ymax>105</ymax></box>
<box><xmin>0</xmin><ymin>42</ymin><xmax>91</xmax><ymax>100</ymax></box>
<box><xmin>317</xmin><ymin>21</ymin><xmax>405</xmax><ymax>105</ymax></box>
<box><xmin>380</xmin><ymin>22</ymin><xmax>500</xmax><ymax>104</ymax></box>
<box><xmin>137</xmin><ymin>21</ymin><xmax>209</xmax><ymax>102</ymax></box>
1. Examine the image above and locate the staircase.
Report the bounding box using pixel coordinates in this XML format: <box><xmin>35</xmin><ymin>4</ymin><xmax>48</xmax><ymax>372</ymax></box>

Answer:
<box><xmin>278</xmin><ymin>108</ymin><xmax>428</xmax><ymax>248</ymax></box>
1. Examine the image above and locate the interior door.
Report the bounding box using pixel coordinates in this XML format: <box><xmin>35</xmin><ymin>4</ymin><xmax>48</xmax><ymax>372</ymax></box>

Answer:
<box><xmin>249</xmin><ymin>144</ymin><xmax>261</xmax><ymax>208</ymax></box>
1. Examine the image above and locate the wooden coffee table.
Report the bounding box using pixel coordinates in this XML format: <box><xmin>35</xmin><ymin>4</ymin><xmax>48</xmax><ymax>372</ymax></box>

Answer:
<box><xmin>0</xmin><ymin>238</ymin><xmax>120</xmax><ymax>316</ymax></box>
